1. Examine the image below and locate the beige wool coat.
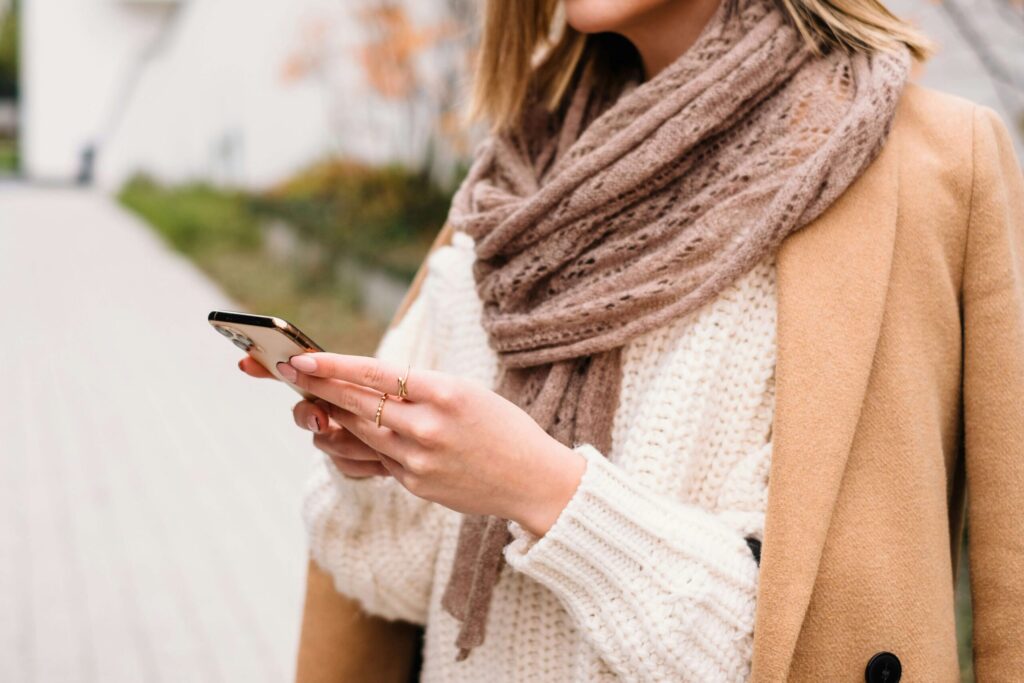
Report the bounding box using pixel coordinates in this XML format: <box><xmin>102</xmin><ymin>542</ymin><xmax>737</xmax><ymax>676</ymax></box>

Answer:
<box><xmin>293</xmin><ymin>82</ymin><xmax>1024</xmax><ymax>682</ymax></box>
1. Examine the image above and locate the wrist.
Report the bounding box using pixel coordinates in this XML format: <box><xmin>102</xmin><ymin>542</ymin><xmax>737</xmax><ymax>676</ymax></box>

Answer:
<box><xmin>513</xmin><ymin>441</ymin><xmax>586</xmax><ymax>537</ymax></box>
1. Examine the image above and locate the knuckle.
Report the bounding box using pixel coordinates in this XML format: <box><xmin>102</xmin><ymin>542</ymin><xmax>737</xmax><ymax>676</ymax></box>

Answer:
<box><xmin>334</xmin><ymin>388</ymin><xmax>356</xmax><ymax>414</ymax></box>
<box><xmin>351</xmin><ymin>393</ymin><xmax>368</xmax><ymax>417</ymax></box>
<box><xmin>431</xmin><ymin>379</ymin><xmax>463</xmax><ymax>412</ymax></box>
<box><xmin>337</xmin><ymin>387</ymin><xmax>362</xmax><ymax>413</ymax></box>
<box><xmin>403</xmin><ymin>452</ymin><xmax>433</xmax><ymax>476</ymax></box>
<box><xmin>401</xmin><ymin>472</ymin><xmax>423</xmax><ymax>495</ymax></box>
<box><xmin>363</xmin><ymin>363</ymin><xmax>387</xmax><ymax>389</ymax></box>
<box><xmin>347</xmin><ymin>390</ymin><xmax>368</xmax><ymax>416</ymax></box>
<box><xmin>410</xmin><ymin>418</ymin><xmax>443</xmax><ymax>447</ymax></box>
<box><xmin>432</xmin><ymin>383</ymin><xmax>455</xmax><ymax>407</ymax></box>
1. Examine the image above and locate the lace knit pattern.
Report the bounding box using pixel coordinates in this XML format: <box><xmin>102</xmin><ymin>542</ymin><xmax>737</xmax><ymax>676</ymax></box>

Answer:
<box><xmin>302</xmin><ymin>230</ymin><xmax>777</xmax><ymax>682</ymax></box>
<box><xmin>442</xmin><ymin>0</ymin><xmax>907</xmax><ymax>646</ymax></box>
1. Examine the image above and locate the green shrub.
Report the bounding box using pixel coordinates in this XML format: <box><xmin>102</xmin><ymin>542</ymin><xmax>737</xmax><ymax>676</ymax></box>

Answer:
<box><xmin>255</xmin><ymin>158</ymin><xmax>458</xmax><ymax>279</ymax></box>
<box><xmin>117</xmin><ymin>173</ymin><xmax>383</xmax><ymax>353</ymax></box>
<box><xmin>116</xmin><ymin>160</ymin><xmax>461</xmax><ymax>351</ymax></box>
<box><xmin>0</xmin><ymin>137</ymin><xmax>16</xmax><ymax>172</ymax></box>
<box><xmin>119</xmin><ymin>175</ymin><xmax>261</xmax><ymax>255</ymax></box>
<box><xmin>0</xmin><ymin>0</ymin><xmax>18</xmax><ymax>100</ymax></box>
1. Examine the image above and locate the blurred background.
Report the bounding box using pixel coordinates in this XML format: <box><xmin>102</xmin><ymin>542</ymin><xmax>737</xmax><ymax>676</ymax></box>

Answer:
<box><xmin>0</xmin><ymin>0</ymin><xmax>1021</xmax><ymax>681</ymax></box>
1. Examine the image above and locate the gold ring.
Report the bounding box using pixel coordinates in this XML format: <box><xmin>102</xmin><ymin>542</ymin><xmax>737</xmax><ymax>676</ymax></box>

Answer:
<box><xmin>397</xmin><ymin>364</ymin><xmax>410</xmax><ymax>399</ymax></box>
<box><xmin>375</xmin><ymin>392</ymin><xmax>389</xmax><ymax>428</ymax></box>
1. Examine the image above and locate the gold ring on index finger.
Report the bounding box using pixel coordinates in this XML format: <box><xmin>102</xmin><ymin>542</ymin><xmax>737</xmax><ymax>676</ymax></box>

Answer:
<box><xmin>375</xmin><ymin>392</ymin><xmax>389</xmax><ymax>428</ymax></box>
<box><xmin>396</xmin><ymin>364</ymin><xmax>410</xmax><ymax>399</ymax></box>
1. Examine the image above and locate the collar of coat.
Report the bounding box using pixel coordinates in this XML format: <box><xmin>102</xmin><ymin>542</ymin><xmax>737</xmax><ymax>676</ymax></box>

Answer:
<box><xmin>751</xmin><ymin>82</ymin><xmax>902</xmax><ymax>681</ymax></box>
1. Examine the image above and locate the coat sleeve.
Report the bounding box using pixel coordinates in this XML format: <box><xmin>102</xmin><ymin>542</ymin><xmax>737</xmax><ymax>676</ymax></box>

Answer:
<box><xmin>961</xmin><ymin>105</ymin><xmax>1024</xmax><ymax>678</ymax></box>
<box><xmin>504</xmin><ymin>443</ymin><xmax>764</xmax><ymax>682</ymax></box>
<box><xmin>302</xmin><ymin>227</ymin><xmax>457</xmax><ymax>626</ymax></box>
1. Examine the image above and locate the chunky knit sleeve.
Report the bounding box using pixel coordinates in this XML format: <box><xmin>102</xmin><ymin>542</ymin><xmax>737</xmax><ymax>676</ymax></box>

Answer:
<box><xmin>301</xmin><ymin>269</ymin><xmax>454</xmax><ymax>625</ymax></box>
<box><xmin>504</xmin><ymin>443</ymin><xmax>762</xmax><ymax>682</ymax></box>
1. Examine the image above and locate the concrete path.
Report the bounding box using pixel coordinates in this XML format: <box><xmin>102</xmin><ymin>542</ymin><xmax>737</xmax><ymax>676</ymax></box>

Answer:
<box><xmin>0</xmin><ymin>185</ymin><xmax>322</xmax><ymax>683</ymax></box>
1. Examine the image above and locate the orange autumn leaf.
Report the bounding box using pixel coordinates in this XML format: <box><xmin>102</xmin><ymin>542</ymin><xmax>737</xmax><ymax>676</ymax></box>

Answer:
<box><xmin>281</xmin><ymin>15</ymin><xmax>330</xmax><ymax>83</ymax></box>
<box><xmin>357</xmin><ymin>4</ymin><xmax>458</xmax><ymax>99</ymax></box>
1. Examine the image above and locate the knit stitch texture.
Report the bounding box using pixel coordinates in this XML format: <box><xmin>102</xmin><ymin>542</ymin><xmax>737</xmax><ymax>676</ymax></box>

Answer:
<box><xmin>442</xmin><ymin>0</ymin><xmax>909</xmax><ymax>650</ymax></box>
<box><xmin>303</xmin><ymin>230</ymin><xmax>776</xmax><ymax>681</ymax></box>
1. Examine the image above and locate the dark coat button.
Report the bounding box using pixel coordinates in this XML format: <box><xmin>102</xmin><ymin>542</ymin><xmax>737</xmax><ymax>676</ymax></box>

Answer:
<box><xmin>864</xmin><ymin>651</ymin><xmax>901</xmax><ymax>683</ymax></box>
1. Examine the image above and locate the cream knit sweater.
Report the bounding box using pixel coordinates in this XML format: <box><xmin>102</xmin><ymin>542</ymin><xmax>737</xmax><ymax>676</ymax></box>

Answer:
<box><xmin>302</xmin><ymin>229</ymin><xmax>776</xmax><ymax>682</ymax></box>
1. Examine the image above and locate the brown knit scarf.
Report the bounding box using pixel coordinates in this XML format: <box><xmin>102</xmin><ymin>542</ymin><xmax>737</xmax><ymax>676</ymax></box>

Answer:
<box><xmin>441</xmin><ymin>0</ymin><xmax>910</xmax><ymax>660</ymax></box>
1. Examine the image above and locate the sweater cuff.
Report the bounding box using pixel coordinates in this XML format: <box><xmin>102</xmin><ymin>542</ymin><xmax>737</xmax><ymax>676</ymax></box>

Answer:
<box><xmin>302</xmin><ymin>455</ymin><xmax>392</xmax><ymax>537</ymax></box>
<box><xmin>324</xmin><ymin>454</ymin><xmax>389</xmax><ymax>497</ymax></box>
<box><xmin>504</xmin><ymin>443</ymin><xmax>758</xmax><ymax>612</ymax></box>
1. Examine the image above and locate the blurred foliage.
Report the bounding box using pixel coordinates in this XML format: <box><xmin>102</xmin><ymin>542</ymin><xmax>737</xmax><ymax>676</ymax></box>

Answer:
<box><xmin>355</xmin><ymin>5</ymin><xmax>457</xmax><ymax>100</ymax></box>
<box><xmin>118</xmin><ymin>174</ymin><xmax>384</xmax><ymax>354</ymax></box>
<box><xmin>0</xmin><ymin>137</ymin><xmax>16</xmax><ymax>171</ymax></box>
<box><xmin>255</xmin><ymin>157</ymin><xmax>459</xmax><ymax>280</ymax></box>
<box><xmin>119</xmin><ymin>175</ymin><xmax>261</xmax><ymax>254</ymax></box>
<box><xmin>0</xmin><ymin>0</ymin><xmax>17</xmax><ymax>100</ymax></box>
<box><xmin>279</xmin><ymin>2</ymin><xmax>478</xmax><ymax>184</ymax></box>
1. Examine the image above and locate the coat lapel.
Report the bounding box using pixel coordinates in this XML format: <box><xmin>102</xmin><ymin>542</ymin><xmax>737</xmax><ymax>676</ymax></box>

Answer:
<box><xmin>750</xmin><ymin>125</ymin><xmax>902</xmax><ymax>680</ymax></box>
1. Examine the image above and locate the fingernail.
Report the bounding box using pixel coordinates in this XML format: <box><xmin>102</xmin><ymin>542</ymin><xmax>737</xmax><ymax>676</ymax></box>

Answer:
<box><xmin>309</xmin><ymin>415</ymin><xmax>320</xmax><ymax>432</ymax></box>
<box><xmin>290</xmin><ymin>355</ymin><xmax>316</xmax><ymax>373</ymax></box>
<box><xmin>238</xmin><ymin>359</ymin><xmax>244</xmax><ymax>371</ymax></box>
<box><xmin>276</xmin><ymin>362</ymin><xmax>298</xmax><ymax>382</ymax></box>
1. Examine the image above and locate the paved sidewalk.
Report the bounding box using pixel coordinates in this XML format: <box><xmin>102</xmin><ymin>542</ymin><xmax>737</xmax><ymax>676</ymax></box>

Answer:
<box><xmin>0</xmin><ymin>185</ymin><xmax>322</xmax><ymax>682</ymax></box>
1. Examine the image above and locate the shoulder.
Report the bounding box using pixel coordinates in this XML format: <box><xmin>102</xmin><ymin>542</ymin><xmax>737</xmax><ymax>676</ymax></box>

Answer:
<box><xmin>891</xmin><ymin>82</ymin><xmax>1016</xmax><ymax>143</ymax></box>
<box><xmin>891</xmin><ymin>83</ymin><xmax>976</xmax><ymax>176</ymax></box>
<box><xmin>894</xmin><ymin>82</ymin><xmax>976</xmax><ymax>135</ymax></box>
<box><xmin>887</xmin><ymin>84</ymin><xmax>1021</xmax><ymax>250</ymax></box>
<box><xmin>885</xmin><ymin>82</ymin><xmax>1023</xmax><ymax>292</ymax></box>
<box><xmin>892</xmin><ymin>82</ymin><xmax>1018</xmax><ymax>181</ymax></box>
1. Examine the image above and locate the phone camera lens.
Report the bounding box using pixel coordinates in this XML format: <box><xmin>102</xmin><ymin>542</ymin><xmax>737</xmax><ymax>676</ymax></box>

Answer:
<box><xmin>235</xmin><ymin>331</ymin><xmax>256</xmax><ymax>351</ymax></box>
<box><xmin>216</xmin><ymin>324</ymin><xmax>256</xmax><ymax>351</ymax></box>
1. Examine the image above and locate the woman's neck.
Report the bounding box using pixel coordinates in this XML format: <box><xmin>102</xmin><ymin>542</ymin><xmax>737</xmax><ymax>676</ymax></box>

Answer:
<box><xmin>617</xmin><ymin>0</ymin><xmax>724</xmax><ymax>80</ymax></box>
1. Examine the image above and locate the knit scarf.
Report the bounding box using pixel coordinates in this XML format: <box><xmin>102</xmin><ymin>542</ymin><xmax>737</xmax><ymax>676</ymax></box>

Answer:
<box><xmin>441</xmin><ymin>0</ymin><xmax>910</xmax><ymax>659</ymax></box>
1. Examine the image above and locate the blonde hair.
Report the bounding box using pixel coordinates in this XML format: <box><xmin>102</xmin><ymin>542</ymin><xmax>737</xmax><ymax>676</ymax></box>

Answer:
<box><xmin>468</xmin><ymin>0</ymin><xmax>934</xmax><ymax>130</ymax></box>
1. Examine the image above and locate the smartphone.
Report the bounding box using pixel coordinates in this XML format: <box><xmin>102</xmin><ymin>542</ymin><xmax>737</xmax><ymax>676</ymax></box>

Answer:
<box><xmin>208</xmin><ymin>310</ymin><xmax>323</xmax><ymax>399</ymax></box>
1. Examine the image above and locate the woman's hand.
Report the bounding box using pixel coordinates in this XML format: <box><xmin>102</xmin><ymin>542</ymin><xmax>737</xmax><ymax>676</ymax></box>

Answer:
<box><xmin>238</xmin><ymin>356</ymin><xmax>389</xmax><ymax>479</ymax></box>
<box><xmin>272</xmin><ymin>352</ymin><xmax>587</xmax><ymax>537</ymax></box>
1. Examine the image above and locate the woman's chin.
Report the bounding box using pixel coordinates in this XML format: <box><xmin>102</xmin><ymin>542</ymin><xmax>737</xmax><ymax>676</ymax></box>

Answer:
<box><xmin>564</xmin><ymin>0</ymin><xmax>666</xmax><ymax>34</ymax></box>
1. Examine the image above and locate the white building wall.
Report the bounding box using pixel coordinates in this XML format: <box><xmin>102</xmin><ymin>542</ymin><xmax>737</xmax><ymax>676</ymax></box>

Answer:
<box><xmin>20</xmin><ymin>0</ymin><xmax>174</xmax><ymax>181</ymax></box>
<box><xmin>94</xmin><ymin>0</ymin><xmax>340</xmax><ymax>190</ymax></box>
<box><xmin>20</xmin><ymin>0</ymin><xmax>476</xmax><ymax>190</ymax></box>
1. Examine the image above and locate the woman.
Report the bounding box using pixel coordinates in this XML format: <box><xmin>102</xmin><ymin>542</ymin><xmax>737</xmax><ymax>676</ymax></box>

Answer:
<box><xmin>243</xmin><ymin>0</ymin><xmax>1024</xmax><ymax>680</ymax></box>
